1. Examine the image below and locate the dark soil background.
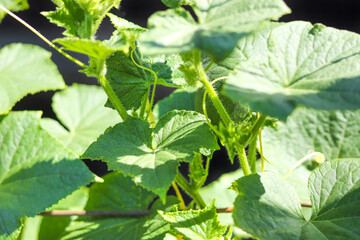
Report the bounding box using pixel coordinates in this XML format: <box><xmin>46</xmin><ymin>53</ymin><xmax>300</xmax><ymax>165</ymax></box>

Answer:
<box><xmin>1</xmin><ymin>0</ymin><xmax>360</xmax><ymax>196</ymax></box>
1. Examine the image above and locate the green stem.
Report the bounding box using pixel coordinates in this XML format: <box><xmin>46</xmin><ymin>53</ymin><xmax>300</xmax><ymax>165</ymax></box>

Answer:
<box><xmin>244</xmin><ymin>114</ymin><xmax>267</xmax><ymax>146</ymax></box>
<box><xmin>0</xmin><ymin>4</ymin><xmax>87</xmax><ymax>68</ymax></box>
<box><xmin>235</xmin><ymin>144</ymin><xmax>251</xmax><ymax>176</ymax></box>
<box><xmin>195</xmin><ymin>52</ymin><xmax>232</xmax><ymax>127</ymax></box>
<box><xmin>139</xmin><ymin>89</ymin><xmax>149</xmax><ymax>120</ymax></box>
<box><xmin>99</xmin><ymin>75</ymin><xmax>128</xmax><ymax>120</ymax></box>
<box><xmin>175</xmin><ymin>173</ymin><xmax>206</xmax><ymax>209</ymax></box>
<box><xmin>248</xmin><ymin>137</ymin><xmax>258</xmax><ymax>174</ymax></box>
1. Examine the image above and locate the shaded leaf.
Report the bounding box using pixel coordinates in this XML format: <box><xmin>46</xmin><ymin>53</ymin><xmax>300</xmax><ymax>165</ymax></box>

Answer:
<box><xmin>0</xmin><ymin>112</ymin><xmax>94</xmax><ymax>239</ymax></box>
<box><xmin>0</xmin><ymin>44</ymin><xmax>65</xmax><ymax>115</ymax></box>
<box><xmin>139</xmin><ymin>0</ymin><xmax>290</xmax><ymax>60</ymax></box>
<box><xmin>41</xmin><ymin>84</ymin><xmax>121</xmax><ymax>155</ymax></box>
<box><xmin>83</xmin><ymin>110</ymin><xmax>219</xmax><ymax>201</ymax></box>
<box><xmin>224</xmin><ymin>21</ymin><xmax>360</xmax><ymax>120</ymax></box>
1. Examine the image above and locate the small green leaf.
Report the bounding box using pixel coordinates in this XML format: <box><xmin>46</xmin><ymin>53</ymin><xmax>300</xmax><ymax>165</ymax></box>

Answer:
<box><xmin>83</xmin><ymin>110</ymin><xmax>219</xmax><ymax>201</ymax></box>
<box><xmin>161</xmin><ymin>0</ymin><xmax>194</xmax><ymax>8</ymax></box>
<box><xmin>224</xmin><ymin>21</ymin><xmax>360</xmax><ymax>120</ymax></box>
<box><xmin>261</xmin><ymin>108</ymin><xmax>360</xmax><ymax>200</ymax></box>
<box><xmin>61</xmin><ymin>172</ymin><xmax>178</xmax><ymax>240</ymax></box>
<box><xmin>0</xmin><ymin>112</ymin><xmax>94</xmax><ymax>239</ymax></box>
<box><xmin>0</xmin><ymin>0</ymin><xmax>29</xmax><ymax>22</ymax></box>
<box><xmin>140</xmin><ymin>0</ymin><xmax>290</xmax><ymax>60</ymax></box>
<box><xmin>0</xmin><ymin>43</ymin><xmax>65</xmax><ymax>115</ymax></box>
<box><xmin>43</xmin><ymin>0</ymin><xmax>121</xmax><ymax>38</ymax></box>
<box><xmin>233</xmin><ymin>159</ymin><xmax>360</xmax><ymax>240</ymax></box>
<box><xmin>40</xmin><ymin>84</ymin><xmax>121</xmax><ymax>155</ymax></box>
<box><xmin>160</xmin><ymin>202</ymin><xmax>227</xmax><ymax>240</ymax></box>
<box><xmin>153</xmin><ymin>88</ymin><xmax>197</xmax><ymax>121</ymax></box>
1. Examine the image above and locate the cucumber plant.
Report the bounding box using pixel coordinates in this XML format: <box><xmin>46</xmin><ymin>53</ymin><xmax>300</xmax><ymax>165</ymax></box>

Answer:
<box><xmin>0</xmin><ymin>0</ymin><xmax>360</xmax><ymax>239</ymax></box>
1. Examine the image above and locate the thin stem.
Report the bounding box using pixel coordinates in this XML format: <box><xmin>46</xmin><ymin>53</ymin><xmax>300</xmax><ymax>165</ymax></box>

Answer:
<box><xmin>195</xmin><ymin>52</ymin><xmax>232</xmax><ymax>127</ymax></box>
<box><xmin>248</xmin><ymin>137</ymin><xmax>257</xmax><ymax>174</ymax></box>
<box><xmin>284</xmin><ymin>152</ymin><xmax>325</xmax><ymax>179</ymax></box>
<box><xmin>258</xmin><ymin>113</ymin><xmax>265</xmax><ymax>172</ymax></box>
<box><xmin>244</xmin><ymin>114</ymin><xmax>267</xmax><ymax>146</ymax></box>
<box><xmin>235</xmin><ymin>144</ymin><xmax>251</xmax><ymax>176</ymax></box>
<box><xmin>204</xmin><ymin>60</ymin><xmax>214</xmax><ymax>72</ymax></box>
<box><xmin>99</xmin><ymin>75</ymin><xmax>128</xmax><ymax>120</ymax></box>
<box><xmin>172</xmin><ymin>181</ymin><xmax>187</xmax><ymax>210</ymax></box>
<box><xmin>202</xmin><ymin>90</ymin><xmax>221</xmax><ymax>136</ymax></box>
<box><xmin>139</xmin><ymin>89</ymin><xmax>149</xmax><ymax>120</ymax></box>
<box><xmin>130</xmin><ymin>47</ymin><xmax>158</xmax><ymax>121</ymax></box>
<box><xmin>93</xmin><ymin>3</ymin><xmax>116</xmax><ymax>35</ymax></box>
<box><xmin>175</xmin><ymin>173</ymin><xmax>206</xmax><ymax>209</ymax></box>
<box><xmin>0</xmin><ymin>4</ymin><xmax>86</xmax><ymax>68</ymax></box>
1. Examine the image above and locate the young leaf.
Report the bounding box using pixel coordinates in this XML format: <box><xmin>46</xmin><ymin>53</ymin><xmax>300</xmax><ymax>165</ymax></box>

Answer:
<box><xmin>82</xmin><ymin>110</ymin><xmax>219</xmax><ymax>201</ymax></box>
<box><xmin>42</xmin><ymin>0</ymin><xmax>121</xmax><ymax>38</ymax></box>
<box><xmin>261</xmin><ymin>108</ymin><xmax>360</xmax><ymax>200</ymax></box>
<box><xmin>139</xmin><ymin>0</ymin><xmax>290</xmax><ymax>60</ymax></box>
<box><xmin>224</xmin><ymin>21</ymin><xmax>360</xmax><ymax>120</ymax></box>
<box><xmin>0</xmin><ymin>0</ymin><xmax>29</xmax><ymax>22</ymax></box>
<box><xmin>0</xmin><ymin>112</ymin><xmax>94</xmax><ymax>239</ymax></box>
<box><xmin>233</xmin><ymin>159</ymin><xmax>360</xmax><ymax>240</ymax></box>
<box><xmin>159</xmin><ymin>202</ymin><xmax>227</xmax><ymax>240</ymax></box>
<box><xmin>41</xmin><ymin>84</ymin><xmax>121</xmax><ymax>155</ymax></box>
<box><xmin>61</xmin><ymin>172</ymin><xmax>178</xmax><ymax>240</ymax></box>
<box><xmin>0</xmin><ymin>43</ymin><xmax>65</xmax><ymax>115</ymax></box>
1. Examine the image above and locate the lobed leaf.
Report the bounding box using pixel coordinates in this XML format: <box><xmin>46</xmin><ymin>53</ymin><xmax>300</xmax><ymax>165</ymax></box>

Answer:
<box><xmin>0</xmin><ymin>0</ymin><xmax>29</xmax><ymax>22</ymax></box>
<box><xmin>41</xmin><ymin>84</ymin><xmax>121</xmax><ymax>155</ymax></box>
<box><xmin>139</xmin><ymin>0</ymin><xmax>290</xmax><ymax>60</ymax></box>
<box><xmin>82</xmin><ymin>110</ymin><xmax>219</xmax><ymax>201</ymax></box>
<box><xmin>224</xmin><ymin>21</ymin><xmax>360</xmax><ymax>120</ymax></box>
<box><xmin>0</xmin><ymin>43</ymin><xmax>65</xmax><ymax>115</ymax></box>
<box><xmin>0</xmin><ymin>112</ymin><xmax>94</xmax><ymax>239</ymax></box>
<box><xmin>232</xmin><ymin>159</ymin><xmax>360</xmax><ymax>240</ymax></box>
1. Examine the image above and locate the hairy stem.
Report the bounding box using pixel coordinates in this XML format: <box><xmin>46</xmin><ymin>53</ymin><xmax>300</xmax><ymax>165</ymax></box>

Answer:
<box><xmin>0</xmin><ymin>4</ymin><xmax>86</xmax><ymax>68</ymax></box>
<box><xmin>235</xmin><ymin>144</ymin><xmax>251</xmax><ymax>176</ymax></box>
<box><xmin>248</xmin><ymin>137</ymin><xmax>258</xmax><ymax>174</ymax></box>
<box><xmin>244</xmin><ymin>114</ymin><xmax>267</xmax><ymax>146</ymax></box>
<box><xmin>175</xmin><ymin>173</ymin><xmax>206</xmax><ymax>209</ymax></box>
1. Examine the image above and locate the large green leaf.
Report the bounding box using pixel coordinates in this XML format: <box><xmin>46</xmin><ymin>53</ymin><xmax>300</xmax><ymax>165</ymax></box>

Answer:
<box><xmin>224</xmin><ymin>21</ymin><xmax>360</xmax><ymax>120</ymax></box>
<box><xmin>83</xmin><ymin>110</ymin><xmax>219</xmax><ymax>201</ymax></box>
<box><xmin>233</xmin><ymin>159</ymin><xmax>360</xmax><ymax>240</ymax></box>
<box><xmin>0</xmin><ymin>44</ymin><xmax>65</xmax><ymax>115</ymax></box>
<box><xmin>139</xmin><ymin>0</ymin><xmax>290</xmax><ymax>60</ymax></box>
<box><xmin>0</xmin><ymin>112</ymin><xmax>94</xmax><ymax>239</ymax></box>
<box><xmin>261</xmin><ymin>108</ymin><xmax>360</xmax><ymax>200</ymax></box>
<box><xmin>105</xmin><ymin>50</ymin><xmax>184</xmax><ymax>111</ymax></box>
<box><xmin>62</xmin><ymin>172</ymin><xmax>178</xmax><ymax>240</ymax></box>
<box><xmin>43</xmin><ymin>0</ymin><xmax>121</xmax><ymax>38</ymax></box>
<box><xmin>41</xmin><ymin>84</ymin><xmax>121</xmax><ymax>155</ymax></box>
<box><xmin>0</xmin><ymin>0</ymin><xmax>29</xmax><ymax>22</ymax></box>
<box><xmin>159</xmin><ymin>202</ymin><xmax>227</xmax><ymax>240</ymax></box>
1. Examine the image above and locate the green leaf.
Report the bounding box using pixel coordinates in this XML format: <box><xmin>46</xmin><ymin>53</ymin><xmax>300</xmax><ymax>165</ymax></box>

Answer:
<box><xmin>139</xmin><ymin>0</ymin><xmax>290</xmax><ymax>60</ymax></box>
<box><xmin>0</xmin><ymin>112</ymin><xmax>94</xmax><ymax>239</ymax></box>
<box><xmin>224</xmin><ymin>21</ymin><xmax>360</xmax><ymax>120</ymax></box>
<box><xmin>62</xmin><ymin>172</ymin><xmax>178</xmax><ymax>240</ymax></box>
<box><xmin>159</xmin><ymin>202</ymin><xmax>227</xmax><ymax>240</ymax></box>
<box><xmin>0</xmin><ymin>0</ymin><xmax>29</xmax><ymax>22</ymax></box>
<box><xmin>0</xmin><ymin>43</ymin><xmax>65</xmax><ymax>115</ymax></box>
<box><xmin>83</xmin><ymin>110</ymin><xmax>219</xmax><ymax>201</ymax></box>
<box><xmin>41</xmin><ymin>84</ymin><xmax>121</xmax><ymax>155</ymax></box>
<box><xmin>261</xmin><ymin>108</ymin><xmax>360</xmax><ymax>200</ymax></box>
<box><xmin>153</xmin><ymin>88</ymin><xmax>197</xmax><ymax>121</ymax></box>
<box><xmin>43</xmin><ymin>0</ymin><xmax>121</xmax><ymax>38</ymax></box>
<box><xmin>105</xmin><ymin>49</ymin><xmax>183</xmax><ymax>111</ymax></box>
<box><xmin>19</xmin><ymin>187</ymin><xmax>89</xmax><ymax>240</ymax></box>
<box><xmin>161</xmin><ymin>0</ymin><xmax>194</xmax><ymax>8</ymax></box>
<box><xmin>233</xmin><ymin>159</ymin><xmax>360</xmax><ymax>240</ymax></box>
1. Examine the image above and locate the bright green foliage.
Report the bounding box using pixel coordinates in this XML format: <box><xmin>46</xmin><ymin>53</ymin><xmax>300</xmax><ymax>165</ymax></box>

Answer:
<box><xmin>83</xmin><ymin>110</ymin><xmax>219</xmax><ymax>201</ymax></box>
<box><xmin>153</xmin><ymin>88</ymin><xmax>197</xmax><ymax>121</ymax></box>
<box><xmin>41</xmin><ymin>84</ymin><xmax>121</xmax><ymax>155</ymax></box>
<box><xmin>161</xmin><ymin>0</ymin><xmax>194</xmax><ymax>8</ymax></box>
<box><xmin>105</xmin><ymin>50</ymin><xmax>183</xmax><ymax>111</ymax></box>
<box><xmin>61</xmin><ymin>172</ymin><xmax>178</xmax><ymax>240</ymax></box>
<box><xmin>262</xmin><ymin>108</ymin><xmax>360</xmax><ymax>200</ymax></box>
<box><xmin>139</xmin><ymin>0</ymin><xmax>290</xmax><ymax>60</ymax></box>
<box><xmin>233</xmin><ymin>159</ymin><xmax>360</xmax><ymax>240</ymax></box>
<box><xmin>0</xmin><ymin>0</ymin><xmax>29</xmax><ymax>22</ymax></box>
<box><xmin>19</xmin><ymin>187</ymin><xmax>89</xmax><ymax>240</ymax></box>
<box><xmin>0</xmin><ymin>44</ymin><xmax>65</xmax><ymax>115</ymax></box>
<box><xmin>224</xmin><ymin>21</ymin><xmax>360</xmax><ymax>120</ymax></box>
<box><xmin>42</xmin><ymin>0</ymin><xmax>121</xmax><ymax>38</ymax></box>
<box><xmin>159</xmin><ymin>202</ymin><xmax>228</xmax><ymax>240</ymax></box>
<box><xmin>0</xmin><ymin>112</ymin><xmax>94</xmax><ymax>239</ymax></box>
